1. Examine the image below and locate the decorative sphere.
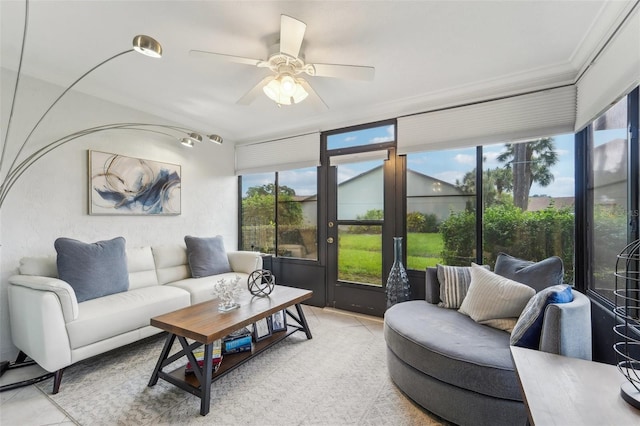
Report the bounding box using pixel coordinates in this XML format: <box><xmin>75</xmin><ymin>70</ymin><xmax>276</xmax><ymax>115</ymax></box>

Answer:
<box><xmin>248</xmin><ymin>269</ymin><xmax>275</xmax><ymax>297</ymax></box>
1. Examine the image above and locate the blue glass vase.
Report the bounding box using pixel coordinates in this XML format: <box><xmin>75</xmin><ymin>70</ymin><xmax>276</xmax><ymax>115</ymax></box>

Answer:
<box><xmin>386</xmin><ymin>237</ymin><xmax>410</xmax><ymax>309</ymax></box>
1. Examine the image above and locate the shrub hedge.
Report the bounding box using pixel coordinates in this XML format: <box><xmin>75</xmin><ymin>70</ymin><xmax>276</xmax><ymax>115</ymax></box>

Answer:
<box><xmin>440</xmin><ymin>204</ymin><xmax>575</xmax><ymax>283</ymax></box>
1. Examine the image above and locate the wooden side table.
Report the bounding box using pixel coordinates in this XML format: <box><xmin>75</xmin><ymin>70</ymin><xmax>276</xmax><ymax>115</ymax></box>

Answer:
<box><xmin>511</xmin><ymin>346</ymin><xmax>640</xmax><ymax>425</ymax></box>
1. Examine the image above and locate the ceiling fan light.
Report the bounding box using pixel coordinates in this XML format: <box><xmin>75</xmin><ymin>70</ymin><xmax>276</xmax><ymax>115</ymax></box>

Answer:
<box><xmin>208</xmin><ymin>134</ymin><xmax>223</xmax><ymax>145</ymax></box>
<box><xmin>291</xmin><ymin>82</ymin><xmax>308</xmax><ymax>104</ymax></box>
<box><xmin>280</xmin><ymin>75</ymin><xmax>296</xmax><ymax>96</ymax></box>
<box><xmin>263</xmin><ymin>79</ymin><xmax>281</xmax><ymax>102</ymax></box>
<box><xmin>132</xmin><ymin>35</ymin><xmax>163</xmax><ymax>58</ymax></box>
<box><xmin>180</xmin><ymin>137</ymin><xmax>195</xmax><ymax>148</ymax></box>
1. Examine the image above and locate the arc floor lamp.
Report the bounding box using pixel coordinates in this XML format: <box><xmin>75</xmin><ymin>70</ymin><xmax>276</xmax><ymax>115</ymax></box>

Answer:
<box><xmin>0</xmin><ymin>0</ymin><xmax>221</xmax><ymax>390</ymax></box>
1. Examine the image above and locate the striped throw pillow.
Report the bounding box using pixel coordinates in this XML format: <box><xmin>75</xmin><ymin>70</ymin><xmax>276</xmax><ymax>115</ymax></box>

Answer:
<box><xmin>437</xmin><ymin>264</ymin><xmax>488</xmax><ymax>309</ymax></box>
<box><xmin>437</xmin><ymin>264</ymin><xmax>472</xmax><ymax>309</ymax></box>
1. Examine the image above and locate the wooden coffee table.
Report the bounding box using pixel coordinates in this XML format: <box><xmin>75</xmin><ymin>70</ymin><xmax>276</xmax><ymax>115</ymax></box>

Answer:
<box><xmin>148</xmin><ymin>285</ymin><xmax>313</xmax><ymax>415</ymax></box>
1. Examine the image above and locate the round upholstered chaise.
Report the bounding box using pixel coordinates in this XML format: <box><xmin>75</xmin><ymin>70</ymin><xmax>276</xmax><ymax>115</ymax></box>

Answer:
<box><xmin>384</xmin><ymin>300</ymin><xmax>527</xmax><ymax>426</ymax></box>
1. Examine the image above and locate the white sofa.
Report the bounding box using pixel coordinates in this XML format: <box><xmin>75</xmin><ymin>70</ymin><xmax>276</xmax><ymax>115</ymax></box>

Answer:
<box><xmin>7</xmin><ymin>244</ymin><xmax>262</xmax><ymax>393</ymax></box>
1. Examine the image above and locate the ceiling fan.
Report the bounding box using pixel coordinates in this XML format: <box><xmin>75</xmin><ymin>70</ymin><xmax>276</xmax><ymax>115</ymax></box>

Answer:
<box><xmin>189</xmin><ymin>14</ymin><xmax>375</xmax><ymax>109</ymax></box>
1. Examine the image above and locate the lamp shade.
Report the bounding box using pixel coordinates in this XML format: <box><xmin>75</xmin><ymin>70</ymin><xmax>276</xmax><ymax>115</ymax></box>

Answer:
<box><xmin>263</xmin><ymin>75</ymin><xmax>309</xmax><ymax>106</ymax></box>
<box><xmin>188</xmin><ymin>132</ymin><xmax>203</xmax><ymax>143</ymax></box>
<box><xmin>208</xmin><ymin>134</ymin><xmax>224</xmax><ymax>145</ymax></box>
<box><xmin>180</xmin><ymin>137</ymin><xmax>195</xmax><ymax>147</ymax></box>
<box><xmin>132</xmin><ymin>35</ymin><xmax>163</xmax><ymax>58</ymax></box>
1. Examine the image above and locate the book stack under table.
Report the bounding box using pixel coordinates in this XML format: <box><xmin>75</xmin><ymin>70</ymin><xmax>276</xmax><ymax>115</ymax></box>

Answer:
<box><xmin>222</xmin><ymin>327</ymin><xmax>252</xmax><ymax>354</ymax></box>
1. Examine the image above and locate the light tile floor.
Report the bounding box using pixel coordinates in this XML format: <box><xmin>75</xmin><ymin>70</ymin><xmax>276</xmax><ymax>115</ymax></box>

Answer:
<box><xmin>0</xmin><ymin>383</ymin><xmax>75</xmax><ymax>426</ymax></box>
<box><xmin>0</xmin><ymin>306</ymin><xmax>386</xmax><ymax>426</ymax></box>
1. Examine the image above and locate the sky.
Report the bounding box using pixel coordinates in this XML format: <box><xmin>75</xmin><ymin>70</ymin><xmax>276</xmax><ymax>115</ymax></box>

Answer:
<box><xmin>242</xmin><ymin>124</ymin><xmax>628</xmax><ymax>199</ymax></box>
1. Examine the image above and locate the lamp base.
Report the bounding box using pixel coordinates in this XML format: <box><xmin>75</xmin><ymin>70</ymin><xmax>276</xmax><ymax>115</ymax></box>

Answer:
<box><xmin>621</xmin><ymin>381</ymin><xmax>640</xmax><ymax>409</ymax></box>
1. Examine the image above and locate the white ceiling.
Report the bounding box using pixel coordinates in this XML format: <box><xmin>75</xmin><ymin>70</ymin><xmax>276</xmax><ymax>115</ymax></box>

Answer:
<box><xmin>0</xmin><ymin>0</ymin><xmax>636</xmax><ymax>144</ymax></box>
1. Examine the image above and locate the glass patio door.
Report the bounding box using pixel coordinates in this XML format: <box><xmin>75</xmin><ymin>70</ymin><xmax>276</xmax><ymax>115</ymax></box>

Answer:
<box><xmin>325</xmin><ymin>150</ymin><xmax>400</xmax><ymax>316</ymax></box>
<box><xmin>322</xmin><ymin>121</ymin><xmax>400</xmax><ymax>317</ymax></box>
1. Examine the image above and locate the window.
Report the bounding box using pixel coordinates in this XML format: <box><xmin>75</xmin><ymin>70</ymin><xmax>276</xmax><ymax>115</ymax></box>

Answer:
<box><xmin>588</xmin><ymin>96</ymin><xmax>629</xmax><ymax>303</ymax></box>
<box><xmin>404</xmin><ymin>135</ymin><xmax>575</xmax><ymax>279</ymax></box>
<box><xmin>405</xmin><ymin>148</ymin><xmax>477</xmax><ymax>268</ymax></box>
<box><xmin>241</xmin><ymin>172</ymin><xmax>276</xmax><ymax>253</ymax></box>
<box><xmin>327</xmin><ymin>124</ymin><xmax>394</xmax><ymax>150</ymax></box>
<box><xmin>482</xmin><ymin>136</ymin><xmax>575</xmax><ymax>282</ymax></box>
<box><xmin>240</xmin><ymin>168</ymin><xmax>318</xmax><ymax>259</ymax></box>
<box><xmin>277</xmin><ymin>168</ymin><xmax>318</xmax><ymax>260</ymax></box>
<box><xmin>336</xmin><ymin>159</ymin><xmax>385</xmax><ymax>285</ymax></box>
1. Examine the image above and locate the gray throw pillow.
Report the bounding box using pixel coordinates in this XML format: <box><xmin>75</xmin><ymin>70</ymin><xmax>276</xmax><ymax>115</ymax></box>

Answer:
<box><xmin>494</xmin><ymin>253</ymin><xmax>564</xmax><ymax>292</ymax></box>
<box><xmin>185</xmin><ymin>235</ymin><xmax>232</xmax><ymax>278</ymax></box>
<box><xmin>55</xmin><ymin>236</ymin><xmax>129</xmax><ymax>303</ymax></box>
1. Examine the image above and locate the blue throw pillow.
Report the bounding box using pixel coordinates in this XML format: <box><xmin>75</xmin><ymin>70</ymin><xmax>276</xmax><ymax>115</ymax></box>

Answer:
<box><xmin>55</xmin><ymin>237</ymin><xmax>129</xmax><ymax>303</ymax></box>
<box><xmin>510</xmin><ymin>284</ymin><xmax>574</xmax><ymax>349</ymax></box>
<box><xmin>185</xmin><ymin>235</ymin><xmax>232</xmax><ymax>278</ymax></box>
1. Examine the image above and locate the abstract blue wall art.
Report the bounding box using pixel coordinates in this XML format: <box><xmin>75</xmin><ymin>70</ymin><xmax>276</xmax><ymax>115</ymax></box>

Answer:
<box><xmin>89</xmin><ymin>150</ymin><xmax>181</xmax><ymax>215</ymax></box>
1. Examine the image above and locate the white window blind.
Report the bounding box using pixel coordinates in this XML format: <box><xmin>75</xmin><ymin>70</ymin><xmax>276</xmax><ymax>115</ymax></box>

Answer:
<box><xmin>397</xmin><ymin>85</ymin><xmax>576</xmax><ymax>154</ymax></box>
<box><xmin>235</xmin><ymin>132</ymin><xmax>320</xmax><ymax>175</ymax></box>
<box><xmin>329</xmin><ymin>150</ymin><xmax>389</xmax><ymax>166</ymax></box>
<box><xmin>575</xmin><ymin>7</ymin><xmax>640</xmax><ymax>132</ymax></box>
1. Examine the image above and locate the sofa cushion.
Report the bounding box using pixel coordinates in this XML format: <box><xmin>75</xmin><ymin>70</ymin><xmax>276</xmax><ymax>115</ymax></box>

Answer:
<box><xmin>126</xmin><ymin>246</ymin><xmax>159</xmax><ymax>290</ymax></box>
<box><xmin>167</xmin><ymin>272</ymin><xmax>250</xmax><ymax>305</ymax></box>
<box><xmin>185</xmin><ymin>235</ymin><xmax>232</xmax><ymax>278</ymax></box>
<box><xmin>152</xmin><ymin>244</ymin><xmax>190</xmax><ymax>285</ymax></box>
<box><xmin>384</xmin><ymin>300</ymin><xmax>523</xmax><ymax>401</ymax></box>
<box><xmin>494</xmin><ymin>253</ymin><xmax>564</xmax><ymax>292</ymax></box>
<box><xmin>55</xmin><ymin>237</ymin><xmax>129</xmax><ymax>303</ymax></box>
<box><xmin>18</xmin><ymin>255</ymin><xmax>58</xmax><ymax>278</ymax></box>
<box><xmin>458</xmin><ymin>265</ymin><xmax>535</xmax><ymax>332</ymax></box>
<box><xmin>511</xmin><ymin>284</ymin><xmax>574</xmax><ymax>349</ymax></box>
<box><xmin>66</xmin><ymin>285</ymin><xmax>190</xmax><ymax>349</ymax></box>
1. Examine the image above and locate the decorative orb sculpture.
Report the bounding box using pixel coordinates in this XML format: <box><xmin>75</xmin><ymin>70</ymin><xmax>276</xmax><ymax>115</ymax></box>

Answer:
<box><xmin>613</xmin><ymin>239</ymin><xmax>640</xmax><ymax>409</ymax></box>
<box><xmin>248</xmin><ymin>269</ymin><xmax>275</xmax><ymax>297</ymax></box>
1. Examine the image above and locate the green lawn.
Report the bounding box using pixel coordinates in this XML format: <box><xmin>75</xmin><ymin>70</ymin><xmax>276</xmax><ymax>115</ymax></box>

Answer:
<box><xmin>406</xmin><ymin>232</ymin><xmax>444</xmax><ymax>270</ymax></box>
<box><xmin>338</xmin><ymin>232</ymin><xmax>444</xmax><ymax>284</ymax></box>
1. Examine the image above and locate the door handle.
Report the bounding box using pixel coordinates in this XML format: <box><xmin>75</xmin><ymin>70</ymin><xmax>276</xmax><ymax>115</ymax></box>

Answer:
<box><xmin>327</xmin><ymin>237</ymin><xmax>334</xmax><ymax>244</ymax></box>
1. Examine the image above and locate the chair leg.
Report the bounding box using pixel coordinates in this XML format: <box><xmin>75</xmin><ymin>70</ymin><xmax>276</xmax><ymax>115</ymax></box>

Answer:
<box><xmin>52</xmin><ymin>369</ymin><xmax>64</xmax><ymax>394</ymax></box>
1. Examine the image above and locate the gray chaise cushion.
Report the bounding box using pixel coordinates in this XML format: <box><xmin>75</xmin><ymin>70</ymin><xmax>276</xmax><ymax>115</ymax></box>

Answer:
<box><xmin>55</xmin><ymin>236</ymin><xmax>129</xmax><ymax>303</ymax></box>
<box><xmin>384</xmin><ymin>300</ymin><xmax>522</xmax><ymax>401</ymax></box>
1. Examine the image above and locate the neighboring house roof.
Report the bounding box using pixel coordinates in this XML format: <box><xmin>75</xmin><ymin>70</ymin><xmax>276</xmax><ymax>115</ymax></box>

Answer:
<box><xmin>339</xmin><ymin>165</ymin><xmax>465</xmax><ymax>194</ymax></box>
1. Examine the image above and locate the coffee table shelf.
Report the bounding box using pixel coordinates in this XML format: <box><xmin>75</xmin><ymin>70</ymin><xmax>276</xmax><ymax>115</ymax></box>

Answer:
<box><xmin>168</xmin><ymin>327</ymin><xmax>296</xmax><ymax>388</ymax></box>
<box><xmin>148</xmin><ymin>286</ymin><xmax>313</xmax><ymax>415</ymax></box>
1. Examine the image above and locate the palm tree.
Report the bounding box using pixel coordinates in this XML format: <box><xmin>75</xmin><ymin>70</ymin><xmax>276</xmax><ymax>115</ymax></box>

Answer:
<box><xmin>455</xmin><ymin>166</ymin><xmax>513</xmax><ymax>208</ymax></box>
<box><xmin>497</xmin><ymin>137</ymin><xmax>558</xmax><ymax>210</ymax></box>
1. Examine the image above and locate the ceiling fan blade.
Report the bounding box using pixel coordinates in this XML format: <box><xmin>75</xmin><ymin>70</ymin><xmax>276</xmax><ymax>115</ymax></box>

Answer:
<box><xmin>279</xmin><ymin>15</ymin><xmax>306</xmax><ymax>58</ymax></box>
<box><xmin>189</xmin><ymin>50</ymin><xmax>265</xmax><ymax>67</ymax></box>
<box><xmin>298</xmin><ymin>79</ymin><xmax>328</xmax><ymax>111</ymax></box>
<box><xmin>310</xmin><ymin>63</ymin><xmax>375</xmax><ymax>81</ymax></box>
<box><xmin>237</xmin><ymin>75</ymin><xmax>275</xmax><ymax>105</ymax></box>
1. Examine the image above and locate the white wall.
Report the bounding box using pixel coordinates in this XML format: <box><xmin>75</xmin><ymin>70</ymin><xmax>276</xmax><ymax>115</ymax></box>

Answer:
<box><xmin>0</xmin><ymin>70</ymin><xmax>238</xmax><ymax>360</ymax></box>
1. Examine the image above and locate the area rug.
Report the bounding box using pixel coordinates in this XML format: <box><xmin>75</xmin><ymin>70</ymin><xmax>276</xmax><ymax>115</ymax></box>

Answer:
<box><xmin>37</xmin><ymin>307</ymin><xmax>447</xmax><ymax>425</ymax></box>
